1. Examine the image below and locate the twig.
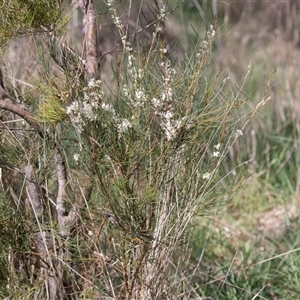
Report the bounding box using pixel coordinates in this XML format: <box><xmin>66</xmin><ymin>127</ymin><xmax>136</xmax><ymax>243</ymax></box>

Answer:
<box><xmin>0</xmin><ymin>84</ymin><xmax>44</xmax><ymax>138</ymax></box>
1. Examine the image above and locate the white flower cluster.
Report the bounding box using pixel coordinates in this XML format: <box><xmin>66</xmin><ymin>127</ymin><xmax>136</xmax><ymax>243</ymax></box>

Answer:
<box><xmin>118</xmin><ymin>119</ymin><xmax>132</xmax><ymax>135</ymax></box>
<box><xmin>122</xmin><ymin>36</ymin><xmax>132</xmax><ymax>53</ymax></box>
<box><xmin>202</xmin><ymin>172</ymin><xmax>211</xmax><ymax>180</ymax></box>
<box><xmin>127</xmin><ymin>52</ymin><xmax>134</xmax><ymax>69</ymax></box>
<box><xmin>123</xmin><ymin>85</ymin><xmax>130</xmax><ymax>97</ymax></box>
<box><xmin>106</xmin><ymin>0</ymin><xmax>123</xmax><ymax>30</ymax></box>
<box><xmin>151</xmin><ymin>61</ymin><xmax>184</xmax><ymax>141</ymax></box>
<box><xmin>212</xmin><ymin>143</ymin><xmax>221</xmax><ymax>158</ymax></box>
<box><xmin>101</xmin><ymin>103</ymin><xmax>132</xmax><ymax>138</ymax></box>
<box><xmin>73</xmin><ymin>153</ymin><xmax>80</xmax><ymax>164</ymax></box>
<box><xmin>159</xmin><ymin>4</ymin><xmax>166</xmax><ymax>21</ymax></box>
<box><xmin>134</xmin><ymin>88</ymin><xmax>147</xmax><ymax>107</ymax></box>
<box><xmin>66</xmin><ymin>79</ymin><xmax>103</xmax><ymax>135</ymax></box>
<box><xmin>196</xmin><ymin>25</ymin><xmax>216</xmax><ymax>61</ymax></box>
<box><xmin>127</xmin><ymin>52</ymin><xmax>144</xmax><ymax>81</ymax></box>
<box><xmin>160</xmin><ymin>48</ymin><xmax>168</xmax><ymax>54</ymax></box>
<box><xmin>124</xmin><ymin>53</ymin><xmax>147</xmax><ymax>108</ymax></box>
<box><xmin>123</xmin><ymin>84</ymin><xmax>146</xmax><ymax>109</ymax></box>
<box><xmin>236</xmin><ymin>129</ymin><xmax>243</xmax><ymax>136</ymax></box>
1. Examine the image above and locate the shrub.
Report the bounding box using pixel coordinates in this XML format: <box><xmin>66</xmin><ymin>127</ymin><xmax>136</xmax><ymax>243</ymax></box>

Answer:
<box><xmin>0</xmin><ymin>1</ymin><xmax>270</xmax><ymax>298</ymax></box>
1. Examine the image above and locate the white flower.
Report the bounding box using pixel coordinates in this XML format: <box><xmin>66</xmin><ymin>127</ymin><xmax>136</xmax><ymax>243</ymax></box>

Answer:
<box><xmin>214</xmin><ymin>143</ymin><xmax>221</xmax><ymax>150</ymax></box>
<box><xmin>208</xmin><ymin>25</ymin><xmax>216</xmax><ymax>39</ymax></box>
<box><xmin>236</xmin><ymin>129</ymin><xmax>243</xmax><ymax>136</ymax></box>
<box><xmin>248</xmin><ymin>62</ymin><xmax>252</xmax><ymax>71</ymax></box>
<box><xmin>151</xmin><ymin>97</ymin><xmax>160</xmax><ymax>108</ymax></box>
<box><xmin>159</xmin><ymin>5</ymin><xmax>166</xmax><ymax>19</ymax></box>
<box><xmin>107</xmin><ymin>0</ymin><xmax>124</xmax><ymax>29</ymax></box>
<box><xmin>212</xmin><ymin>151</ymin><xmax>220</xmax><ymax>158</ymax></box>
<box><xmin>114</xmin><ymin>16</ymin><xmax>121</xmax><ymax>27</ymax></box>
<box><xmin>135</xmin><ymin>90</ymin><xmax>144</xmax><ymax>100</ymax></box>
<box><xmin>101</xmin><ymin>103</ymin><xmax>115</xmax><ymax>114</ymax></box>
<box><xmin>133</xmin><ymin>88</ymin><xmax>147</xmax><ymax>108</ymax></box>
<box><xmin>66</xmin><ymin>102</ymin><xmax>85</xmax><ymax>135</ymax></box>
<box><xmin>163</xmin><ymin>110</ymin><xmax>174</xmax><ymax>120</ymax></box>
<box><xmin>88</xmin><ymin>78</ymin><xmax>96</xmax><ymax>88</ymax></box>
<box><xmin>202</xmin><ymin>172</ymin><xmax>211</xmax><ymax>180</ymax></box>
<box><xmin>118</xmin><ymin>119</ymin><xmax>132</xmax><ymax>134</ymax></box>
<box><xmin>73</xmin><ymin>153</ymin><xmax>80</xmax><ymax>164</ymax></box>
<box><xmin>82</xmin><ymin>102</ymin><xmax>95</xmax><ymax>121</ymax></box>
<box><xmin>155</xmin><ymin>25</ymin><xmax>162</xmax><ymax>33</ymax></box>
<box><xmin>67</xmin><ymin>78</ymin><xmax>104</xmax><ymax>135</ymax></box>
<box><xmin>150</xmin><ymin>60</ymin><xmax>182</xmax><ymax>141</ymax></box>
<box><xmin>128</xmin><ymin>54</ymin><xmax>134</xmax><ymax>68</ymax></box>
<box><xmin>123</xmin><ymin>85</ymin><xmax>130</xmax><ymax>97</ymax></box>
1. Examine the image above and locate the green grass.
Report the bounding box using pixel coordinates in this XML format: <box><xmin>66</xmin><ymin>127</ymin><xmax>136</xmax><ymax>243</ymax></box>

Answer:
<box><xmin>187</xmin><ymin>209</ymin><xmax>300</xmax><ymax>299</ymax></box>
<box><xmin>170</xmin><ymin>2</ymin><xmax>300</xmax><ymax>299</ymax></box>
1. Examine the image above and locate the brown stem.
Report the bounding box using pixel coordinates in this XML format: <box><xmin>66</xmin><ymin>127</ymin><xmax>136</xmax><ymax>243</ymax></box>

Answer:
<box><xmin>77</xmin><ymin>0</ymin><xmax>100</xmax><ymax>79</ymax></box>
<box><xmin>0</xmin><ymin>87</ymin><xmax>44</xmax><ymax>138</ymax></box>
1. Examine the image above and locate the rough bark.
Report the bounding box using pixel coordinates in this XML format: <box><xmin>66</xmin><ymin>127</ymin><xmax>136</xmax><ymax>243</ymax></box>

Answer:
<box><xmin>77</xmin><ymin>0</ymin><xmax>100</xmax><ymax>79</ymax></box>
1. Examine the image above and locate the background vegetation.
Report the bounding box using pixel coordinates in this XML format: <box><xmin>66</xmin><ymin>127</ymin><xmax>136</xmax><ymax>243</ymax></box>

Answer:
<box><xmin>0</xmin><ymin>0</ymin><xmax>300</xmax><ymax>299</ymax></box>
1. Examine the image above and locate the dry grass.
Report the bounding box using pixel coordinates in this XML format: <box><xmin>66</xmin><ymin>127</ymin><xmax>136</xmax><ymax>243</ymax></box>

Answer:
<box><xmin>200</xmin><ymin>0</ymin><xmax>300</xmax><ymax>252</ymax></box>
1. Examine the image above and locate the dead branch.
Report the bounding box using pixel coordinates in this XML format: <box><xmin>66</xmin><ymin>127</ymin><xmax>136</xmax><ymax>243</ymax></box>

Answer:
<box><xmin>77</xmin><ymin>0</ymin><xmax>100</xmax><ymax>79</ymax></box>
<box><xmin>0</xmin><ymin>85</ymin><xmax>44</xmax><ymax>137</ymax></box>
<box><xmin>55</xmin><ymin>149</ymin><xmax>79</xmax><ymax>237</ymax></box>
<box><xmin>24</xmin><ymin>165</ymin><xmax>44</xmax><ymax>219</ymax></box>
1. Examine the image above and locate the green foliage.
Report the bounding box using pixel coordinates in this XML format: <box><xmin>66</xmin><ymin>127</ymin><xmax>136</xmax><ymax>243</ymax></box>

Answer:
<box><xmin>36</xmin><ymin>96</ymin><xmax>67</xmax><ymax>124</ymax></box>
<box><xmin>0</xmin><ymin>195</ymin><xmax>30</xmax><ymax>296</ymax></box>
<box><xmin>0</xmin><ymin>0</ymin><xmax>64</xmax><ymax>46</ymax></box>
